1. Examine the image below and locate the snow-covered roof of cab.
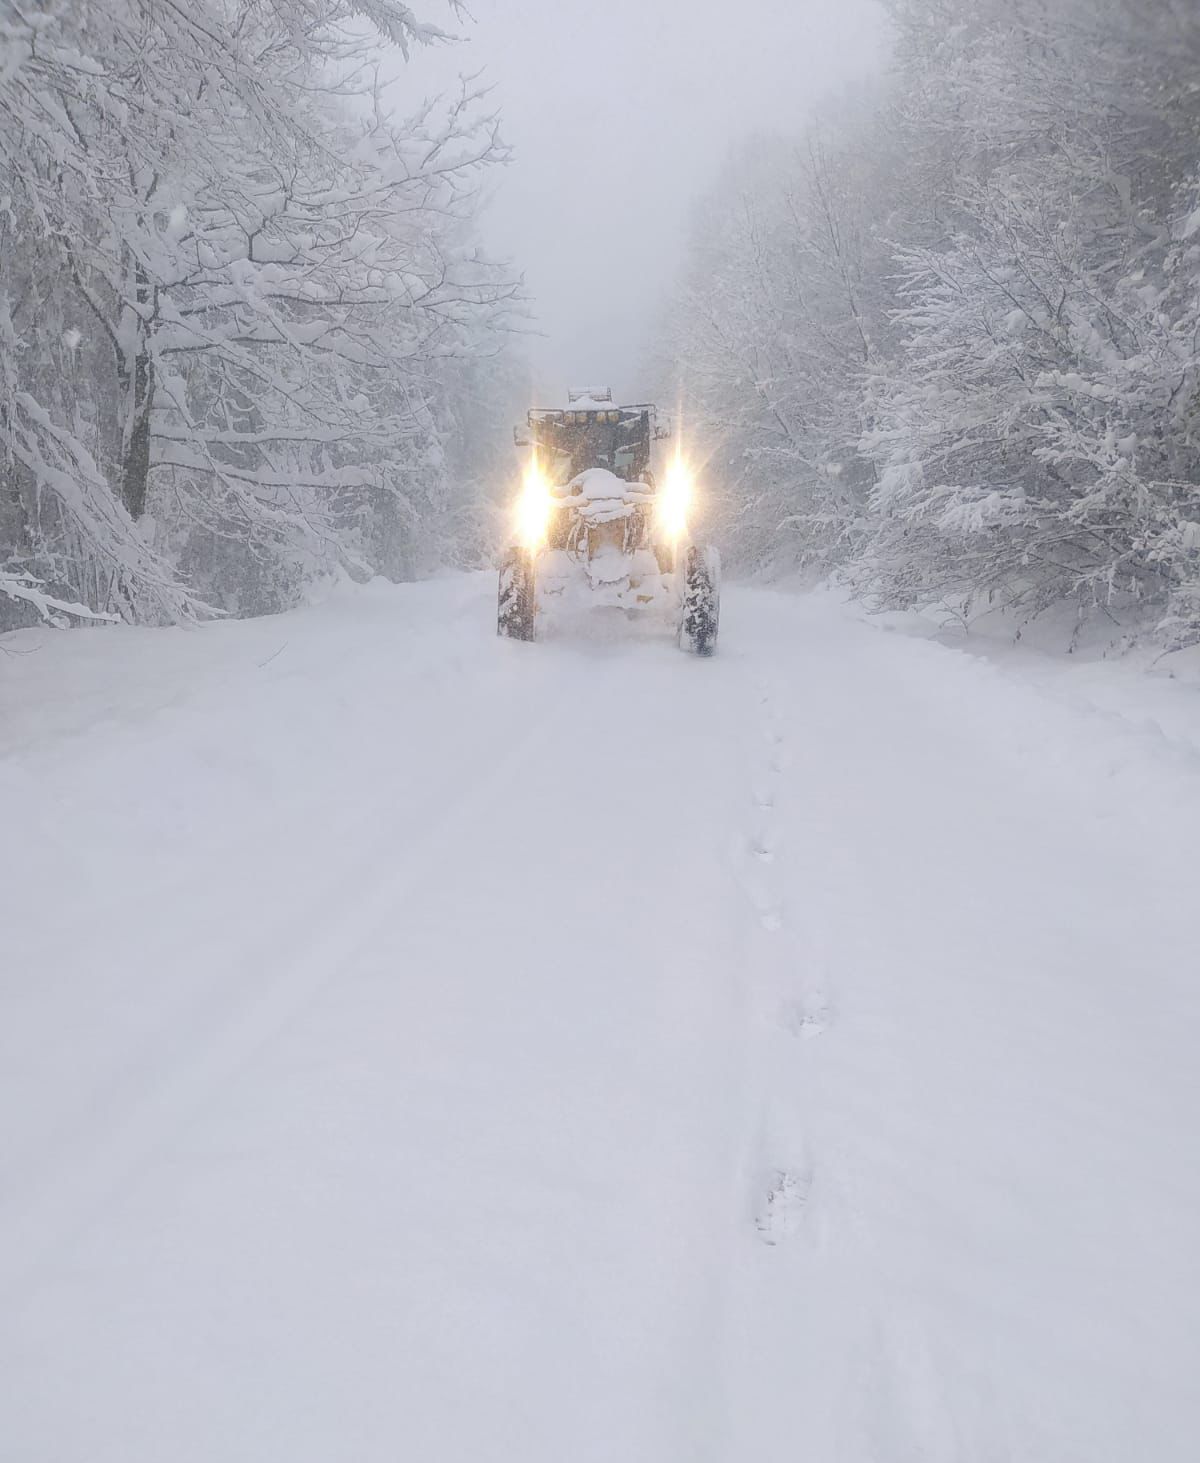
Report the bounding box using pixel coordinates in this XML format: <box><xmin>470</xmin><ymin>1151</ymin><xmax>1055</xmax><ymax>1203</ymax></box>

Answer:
<box><xmin>528</xmin><ymin>400</ymin><xmax>658</xmax><ymax>424</ymax></box>
<box><xmin>567</xmin><ymin>387</ymin><xmax>614</xmax><ymax>410</ymax></box>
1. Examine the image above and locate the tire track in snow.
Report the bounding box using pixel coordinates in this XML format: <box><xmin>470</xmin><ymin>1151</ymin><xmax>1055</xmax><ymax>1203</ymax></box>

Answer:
<box><xmin>0</xmin><ymin>649</ymin><xmax>587</xmax><ymax>1307</ymax></box>
<box><xmin>4</xmin><ymin>620</ymin><xmax>756</xmax><ymax>1463</ymax></box>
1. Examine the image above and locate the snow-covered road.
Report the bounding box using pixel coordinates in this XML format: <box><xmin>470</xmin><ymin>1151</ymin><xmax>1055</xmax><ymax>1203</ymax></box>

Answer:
<box><xmin>3</xmin><ymin>576</ymin><xmax>1199</xmax><ymax>1461</ymax></box>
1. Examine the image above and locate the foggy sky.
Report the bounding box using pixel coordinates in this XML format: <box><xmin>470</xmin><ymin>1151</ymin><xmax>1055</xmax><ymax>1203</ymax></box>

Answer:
<box><xmin>398</xmin><ymin>0</ymin><xmax>888</xmax><ymax>404</ymax></box>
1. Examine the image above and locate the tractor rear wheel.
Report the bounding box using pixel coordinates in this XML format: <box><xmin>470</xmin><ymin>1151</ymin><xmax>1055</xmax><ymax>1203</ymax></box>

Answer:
<box><xmin>679</xmin><ymin>545</ymin><xmax>720</xmax><ymax>656</ymax></box>
<box><xmin>498</xmin><ymin>547</ymin><xmax>537</xmax><ymax>641</ymax></box>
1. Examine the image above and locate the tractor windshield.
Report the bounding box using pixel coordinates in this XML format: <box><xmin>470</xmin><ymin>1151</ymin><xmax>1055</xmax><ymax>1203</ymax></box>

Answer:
<box><xmin>573</xmin><ymin>422</ymin><xmax>638</xmax><ymax>478</ymax></box>
<box><xmin>526</xmin><ymin>408</ymin><xmax>654</xmax><ymax>486</ymax></box>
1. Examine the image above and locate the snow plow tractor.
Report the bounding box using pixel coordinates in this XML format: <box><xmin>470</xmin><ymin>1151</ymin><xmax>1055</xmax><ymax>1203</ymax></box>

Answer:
<box><xmin>497</xmin><ymin>389</ymin><xmax>720</xmax><ymax>654</ymax></box>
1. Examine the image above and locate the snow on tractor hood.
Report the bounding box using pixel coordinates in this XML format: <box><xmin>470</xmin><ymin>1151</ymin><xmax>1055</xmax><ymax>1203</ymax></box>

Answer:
<box><xmin>555</xmin><ymin>469</ymin><xmax>655</xmax><ymax>525</ymax></box>
<box><xmin>558</xmin><ymin>468</ymin><xmax>654</xmax><ymax>504</ymax></box>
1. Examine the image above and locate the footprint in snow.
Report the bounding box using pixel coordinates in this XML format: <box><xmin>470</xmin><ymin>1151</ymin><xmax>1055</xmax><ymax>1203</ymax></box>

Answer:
<box><xmin>756</xmin><ymin>1168</ymin><xmax>811</xmax><ymax>1245</ymax></box>
<box><xmin>779</xmin><ymin>997</ymin><xmax>829</xmax><ymax>1039</ymax></box>
<box><xmin>734</xmin><ymin>835</ymin><xmax>783</xmax><ymax>928</ymax></box>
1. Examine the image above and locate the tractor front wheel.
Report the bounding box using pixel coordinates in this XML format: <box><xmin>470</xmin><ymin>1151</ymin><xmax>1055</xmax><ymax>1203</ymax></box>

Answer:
<box><xmin>679</xmin><ymin>545</ymin><xmax>720</xmax><ymax>656</ymax></box>
<box><xmin>498</xmin><ymin>546</ymin><xmax>537</xmax><ymax>641</ymax></box>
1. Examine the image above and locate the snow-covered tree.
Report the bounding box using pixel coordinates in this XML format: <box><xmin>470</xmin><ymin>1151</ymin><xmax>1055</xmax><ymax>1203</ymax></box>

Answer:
<box><xmin>863</xmin><ymin>0</ymin><xmax>1200</xmax><ymax>631</ymax></box>
<box><xmin>0</xmin><ymin>0</ymin><xmax>523</xmax><ymax>625</ymax></box>
<box><xmin>663</xmin><ymin>0</ymin><xmax>1200</xmax><ymax>646</ymax></box>
<box><xmin>659</xmin><ymin>114</ymin><xmax>895</xmax><ymax>578</ymax></box>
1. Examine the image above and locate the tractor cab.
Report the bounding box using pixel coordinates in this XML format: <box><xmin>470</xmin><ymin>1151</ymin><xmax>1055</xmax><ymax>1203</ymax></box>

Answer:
<box><xmin>514</xmin><ymin>388</ymin><xmax>669</xmax><ymax>487</ymax></box>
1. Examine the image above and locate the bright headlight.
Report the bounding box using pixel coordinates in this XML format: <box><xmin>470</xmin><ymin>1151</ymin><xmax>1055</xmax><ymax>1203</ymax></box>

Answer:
<box><xmin>515</xmin><ymin>455</ymin><xmax>553</xmax><ymax>550</ymax></box>
<box><xmin>658</xmin><ymin>452</ymin><xmax>692</xmax><ymax>541</ymax></box>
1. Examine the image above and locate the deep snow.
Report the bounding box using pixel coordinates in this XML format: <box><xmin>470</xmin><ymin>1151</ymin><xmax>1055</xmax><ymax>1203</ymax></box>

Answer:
<box><xmin>2</xmin><ymin>576</ymin><xmax>1198</xmax><ymax>1461</ymax></box>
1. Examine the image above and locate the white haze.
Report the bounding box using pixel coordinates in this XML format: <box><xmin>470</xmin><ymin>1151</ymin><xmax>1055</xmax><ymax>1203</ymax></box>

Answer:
<box><xmin>396</xmin><ymin>0</ymin><xmax>889</xmax><ymax>402</ymax></box>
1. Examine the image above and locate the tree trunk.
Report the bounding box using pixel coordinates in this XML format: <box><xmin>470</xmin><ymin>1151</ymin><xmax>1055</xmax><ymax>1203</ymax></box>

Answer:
<box><xmin>121</xmin><ymin>346</ymin><xmax>153</xmax><ymax>520</ymax></box>
<box><xmin>117</xmin><ymin>259</ymin><xmax>155</xmax><ymax>521</ymax></box>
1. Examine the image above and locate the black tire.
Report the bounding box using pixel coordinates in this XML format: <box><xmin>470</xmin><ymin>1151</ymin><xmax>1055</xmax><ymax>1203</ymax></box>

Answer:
<box><xmin>498</xmin><ymin>546</ymin><xmax>537</xmax><ymax>641</ymax></box>
<box><xmin>679</xmin><ymin>544</ymin><xmax>720</xmax><ymax>656</ymax></box>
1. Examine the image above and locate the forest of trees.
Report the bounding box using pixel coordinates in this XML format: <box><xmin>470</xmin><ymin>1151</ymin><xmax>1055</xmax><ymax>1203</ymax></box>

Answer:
<box><xmin>663</xmin><ymin>0</ymin><xmax>1200</xmax><ymax>648</ymax></box>
<box><xmin>0</xmin><ymin>0</ymin><xmax>526</xmax><ymax>629</ymax></box>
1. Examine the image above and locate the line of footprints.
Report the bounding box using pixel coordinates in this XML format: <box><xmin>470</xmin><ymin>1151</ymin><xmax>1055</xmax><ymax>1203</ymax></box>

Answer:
<box><xmin>736</xmin><ymin>680</ymin><xmax>831</xmax><ymax>1246</ymax></box>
